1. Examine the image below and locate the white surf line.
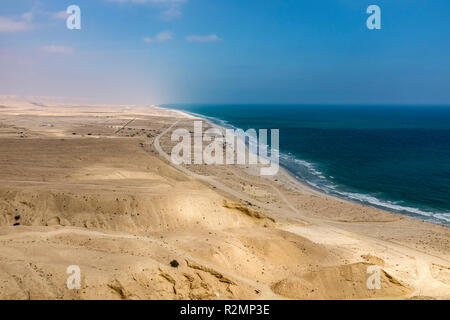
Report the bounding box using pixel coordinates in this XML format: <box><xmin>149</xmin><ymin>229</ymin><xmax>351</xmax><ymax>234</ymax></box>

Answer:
<box><xmin>238</xmin><ymin>170</ymin><xmax>450</xmax><ymax>266</ymax></box>
<box><xmin>153</xmin><ymin>119</ymin><xmax>394</xmax><ymax>227</ymax></box>
<box><xmin>153</xmin><ymin>118</ymin><xmax>450</xmax><ymax>272</ymax></box>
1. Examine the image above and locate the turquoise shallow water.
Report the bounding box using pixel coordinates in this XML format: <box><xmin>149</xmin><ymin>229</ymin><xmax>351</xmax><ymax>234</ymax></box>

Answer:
<box><xmin>162</xmin><ymin>104</ymin><xmax>450</xmax><ymax>226</ymax></box>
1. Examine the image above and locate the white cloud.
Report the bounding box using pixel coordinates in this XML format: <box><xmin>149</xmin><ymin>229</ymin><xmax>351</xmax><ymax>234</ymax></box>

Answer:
<box><xmin>51</xmin><ymin>11</ymin><xmax>69</xmax><ymax>20</ymax></box>
<box><xmin>0</xmin><ymin>12</ymin><xmax>33</xmax><ymax>32</ymax></box>
<box><xmin>161</xmin><ymin>4</ymin><xmax>183</xmax><ymax>20</ymax></box>
<box><xmin>42</xmin><ymin>45</ymin><xmax>74</xmax><ymax>54</ymax></box>
<box><xmin>186</xmin><ymin>34</ymin><xmax>222</xmax><ymax>43</ymax></box>
<box><xmin>144</xmin><ymin>31</ymin><xmax>173</xmax><ymax>43</ymax></box>
<box><xmin>109</xmin><ymin>0</ymin><xmax>187</xmax><ymax>20</ymax></box>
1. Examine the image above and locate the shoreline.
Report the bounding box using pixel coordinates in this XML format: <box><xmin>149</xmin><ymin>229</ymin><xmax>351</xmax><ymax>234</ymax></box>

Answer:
<box><xmin>0</xmin><ymin>99</ymin><xmax>448</xmax><ymax>299</ymax></box>
<box><xmin>157</xmin><ymin>104</ymin><xmax>449</xmax><ymax>228</ymax></box>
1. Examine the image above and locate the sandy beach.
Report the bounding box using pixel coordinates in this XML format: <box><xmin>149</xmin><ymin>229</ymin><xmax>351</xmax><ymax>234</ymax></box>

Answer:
<box><xmin>0</xmin><ymin>97</ymin><xmax>448</xmax><ymax>300</ymax></box>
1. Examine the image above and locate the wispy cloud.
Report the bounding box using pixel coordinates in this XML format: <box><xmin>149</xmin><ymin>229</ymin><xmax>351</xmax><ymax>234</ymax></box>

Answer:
<box><xmin>144</xmin><ymin>31</ymin><xmax>173</xmax><ymax>43</ymax></box>
<box><xmin>109</xmin><ymin>0</ymin><xmax>187</xmax><ymax>20</ymax></box>
<box><xmin>160</xmin><ymin>4</ymin><xmax>183</xmax><ymax>20</ymax></box>
<box><xmin>0</xmin><ymin>12</ymin><xmax>33</xmax><ymax>32</ymax></box>
<box><xmin>41</xmin><ymin>45</ymin><xmax>74</xmax><ymax>54</ymax></box>
<box><xmin>186</xmin><ymin>34</ymin><xmax>222</xmax><ymax>43</ymax></box>
<box><xmin>51</xmin><ymin>11</ymin><xmax>69</xmax><ymax>20</ymax></box>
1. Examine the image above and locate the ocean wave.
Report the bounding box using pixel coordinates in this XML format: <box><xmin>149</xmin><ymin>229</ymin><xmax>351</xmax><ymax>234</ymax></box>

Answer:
<box><xmin>166</xmin><ymin>106</ymin><xmax>450</xmax><ymax>226</ymax></box>
<box><xmin>278</xmin><ymin>150</ymin><xmax>450</xmax><ymax>225</ymax></box>
<box><xmin>332</xmin><ymin>189</ymin><xmax>450</xmax><ymax>221</ymax></box>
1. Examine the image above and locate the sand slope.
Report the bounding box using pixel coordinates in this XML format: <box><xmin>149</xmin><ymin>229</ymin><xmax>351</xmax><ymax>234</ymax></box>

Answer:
<box><xmin>0</xmin><ymin>99</ymin><xmax>448</xmax><ymax>300</ymax></box>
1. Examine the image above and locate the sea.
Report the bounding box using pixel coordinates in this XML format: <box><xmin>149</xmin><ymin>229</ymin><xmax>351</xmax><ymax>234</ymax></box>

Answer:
<box><xmin>162</xmin><ymin>104</ymin><xmax>450</xmax><ymax>226</ymax></box>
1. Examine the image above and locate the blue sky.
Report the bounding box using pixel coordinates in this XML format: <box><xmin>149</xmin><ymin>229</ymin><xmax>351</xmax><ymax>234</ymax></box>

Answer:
<box><xmin>1</xmin><ymin>0</ymin><xmax>450</xmax><ymax>104</ymax></box>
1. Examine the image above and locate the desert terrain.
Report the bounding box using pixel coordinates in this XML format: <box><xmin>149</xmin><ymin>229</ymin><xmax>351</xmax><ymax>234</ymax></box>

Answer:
<box><xmin>0</xmin><ymin>97</ymin><xmax>448</xmax><ymax>299</ymax></box>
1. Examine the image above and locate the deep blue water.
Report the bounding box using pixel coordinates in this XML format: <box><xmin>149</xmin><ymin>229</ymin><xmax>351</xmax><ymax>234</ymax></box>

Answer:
<box><xmin>162</xmin><ymin>104</ymin><xmax>450</xmax><ymax>226</ymax></box>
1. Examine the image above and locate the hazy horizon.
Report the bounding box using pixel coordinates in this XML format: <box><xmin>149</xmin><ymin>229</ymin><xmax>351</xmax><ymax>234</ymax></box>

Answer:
<box><xmin>1</xmin><ymin>0</ymin><xmax>450</xmax><ymax>105</ymax></box>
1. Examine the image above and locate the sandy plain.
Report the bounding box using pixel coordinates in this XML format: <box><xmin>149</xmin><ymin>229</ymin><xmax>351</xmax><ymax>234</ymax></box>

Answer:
<box><xmin>0</xmin><ymin>97</ymin><xmax>448</xmax><ymax>299</ymax></box>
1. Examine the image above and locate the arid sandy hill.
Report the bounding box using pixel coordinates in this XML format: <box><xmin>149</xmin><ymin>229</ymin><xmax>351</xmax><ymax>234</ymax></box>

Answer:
<box><xmin>0</xmin><ymin>98</ymin><xmax>448</xmax><ymax>300</ymax></box>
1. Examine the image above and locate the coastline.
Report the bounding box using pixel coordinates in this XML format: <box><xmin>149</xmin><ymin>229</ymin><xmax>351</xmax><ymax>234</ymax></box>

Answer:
<box><xmin>154</xmin><ymin>104</ymin><xmax>450</xmax><ymax>297</ymax></box>
<box><xmin>0</xmin><ymin>99</ymin><xmax>448</xmax><ymax>299</ymax></box>
<box><xmin>158</xmin><ymin>104</ymin><xmax>450</xmax><ymax>227</ymax></box>
<box><xmin>154</xmin><ymin>103</ymin><xmax>450</xmax><ymax>257</ymax></box>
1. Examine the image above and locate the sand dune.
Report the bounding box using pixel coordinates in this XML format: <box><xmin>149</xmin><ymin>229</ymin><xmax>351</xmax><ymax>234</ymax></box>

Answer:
<box><xmin>0</xmin><ymin>99</ymin><xmax>448</xmax><ymax>300</ymax></box>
